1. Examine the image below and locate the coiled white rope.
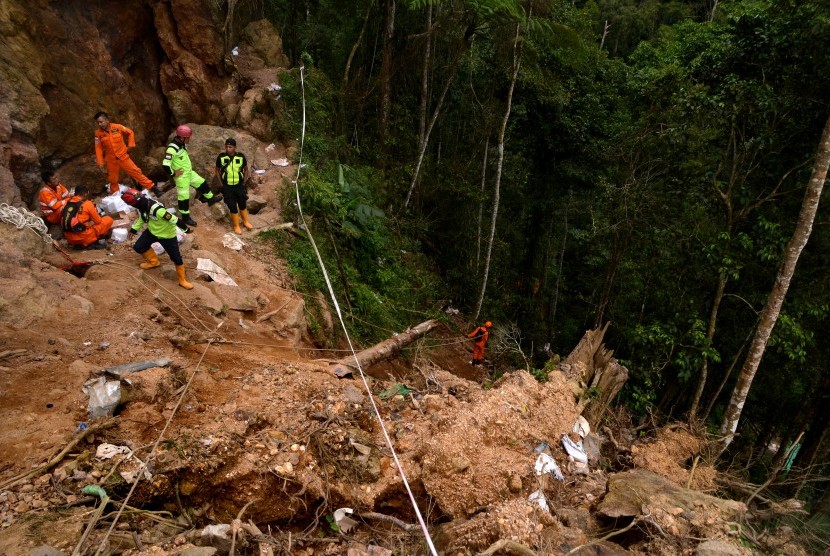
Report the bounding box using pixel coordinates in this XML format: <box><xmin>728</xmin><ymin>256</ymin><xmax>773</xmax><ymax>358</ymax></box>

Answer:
<box><xmin>0</xmin><ymin>203</ymin><xmax>51</xmax><ymax>242</ymax></box>
<box><xmin>292</xmin><ymin>67</ymin><xmax>439</xmax><ymax>555</ymax></box>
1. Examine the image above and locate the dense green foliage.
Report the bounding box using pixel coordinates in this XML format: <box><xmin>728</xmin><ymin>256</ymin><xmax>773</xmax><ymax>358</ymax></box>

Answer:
<box><xmin>256</xmin><ymin>0</ymin><xmax>830</xmax><ymax>509</ymax></box>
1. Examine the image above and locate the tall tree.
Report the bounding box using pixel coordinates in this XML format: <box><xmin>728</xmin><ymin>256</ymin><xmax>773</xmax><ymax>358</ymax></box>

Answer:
<box><xmin>717</xmin><ymin>113</ymin><xmax>830</xmax><ymax>455</ymax></box>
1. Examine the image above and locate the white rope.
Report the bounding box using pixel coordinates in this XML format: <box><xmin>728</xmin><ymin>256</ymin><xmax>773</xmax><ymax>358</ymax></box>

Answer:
<box><xmin>0</xmin><ymin>203</ymin><xmax>51</xmax><ymax>242</ymax></box>
<box><xmin>292</xmin><ymin>67</ymin><xmax>439</xmax><ymax>555</ymax></box>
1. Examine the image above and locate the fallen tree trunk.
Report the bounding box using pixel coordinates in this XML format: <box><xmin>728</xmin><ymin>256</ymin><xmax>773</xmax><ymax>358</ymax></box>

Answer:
<box><xmin>335</xmin><ymin>319</ymin><xmax>440</xmax><ymax>371</ymax></box>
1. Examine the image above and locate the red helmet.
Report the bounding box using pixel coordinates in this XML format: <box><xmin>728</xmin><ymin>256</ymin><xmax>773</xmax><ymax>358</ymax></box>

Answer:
<box><xmin>485</xmin><ymin>321</ymin><xmax>492</xmax><ymax>328</ymax></box>
<box><xmin>121</xmin><ymin>188</ymin><xmax>141</xmax><ymax>206</ymax></box>
<box><xmin>176</xmin><ymin>125</ymin><xmax>193</xmax><ymax>138</ymax></box>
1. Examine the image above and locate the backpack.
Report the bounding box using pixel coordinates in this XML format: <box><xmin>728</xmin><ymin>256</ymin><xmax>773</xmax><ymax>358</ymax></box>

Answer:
<box><xmin>61</xmin><ymin>199</ymin><xmax>87</xmax><ymax>233</ymax></box>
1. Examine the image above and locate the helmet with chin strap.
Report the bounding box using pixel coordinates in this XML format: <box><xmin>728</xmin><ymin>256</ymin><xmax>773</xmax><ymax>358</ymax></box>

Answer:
<box><xmin>121</xmin><ymin>188</ymin><xmax>141</xmax><ymax>206</ymax></box>
<box><xmin>176</xmin><ymin>125</ymin><xmax>192</xmax><ymax>138</ymax></box>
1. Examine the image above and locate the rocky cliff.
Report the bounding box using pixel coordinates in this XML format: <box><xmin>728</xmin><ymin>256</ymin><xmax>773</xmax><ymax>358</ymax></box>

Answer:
<box><xmin>0</xmin><ymin>0</ymin><xmax>289</xmax><ymax>205</ymax></box>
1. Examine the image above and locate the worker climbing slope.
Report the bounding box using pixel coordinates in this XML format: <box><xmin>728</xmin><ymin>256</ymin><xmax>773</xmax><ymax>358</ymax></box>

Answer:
<box><xmin>163</xmin><ymin>125</ymin><xmax>222</xmax><ymax>227</ymax></box>
<box><xmin>121</xmin><ymin>188</ymin><xmax>194</xmax><ymax>290</ymax></box>
<box><xmin>468</xmin><ymin>321</ymin><xmax>492</xmax><ymax>366</ymax></box>
<box><xmin>94</xmin><ymin>112</ymin><xmax>156</xmax><ymax>194</ymax></box>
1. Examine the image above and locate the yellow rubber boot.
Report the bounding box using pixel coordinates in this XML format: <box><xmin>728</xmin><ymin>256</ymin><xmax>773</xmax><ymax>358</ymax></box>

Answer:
<box><xmin>240</xmin><ymin>209</ymin><xmax>254</xmax><ymax>230</ymax></box>
<box><xmin>175</xmin><ymin>265</ymin><xmax>193</xmax><ymax>289</ymax></box>
<box><xmin>231</xmin><ymin>213</ymin><xmax>242</xmax><ymax>234</ymax></box>
<box><xmin>140</xmin><ymin>249</ymin><xmax>161</xmax><ymax>269</ymax></box>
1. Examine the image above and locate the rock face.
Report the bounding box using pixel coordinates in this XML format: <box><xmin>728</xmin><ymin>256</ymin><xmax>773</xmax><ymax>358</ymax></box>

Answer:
<box><xmin>0</xmin><ymin>0</ymin><xmax>289</xmax><ymax>206</ymax></box>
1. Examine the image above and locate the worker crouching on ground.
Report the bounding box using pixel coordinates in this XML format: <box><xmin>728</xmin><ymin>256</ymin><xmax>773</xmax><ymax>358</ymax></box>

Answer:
<box><xmin>94</xmin><ymin>112</ymin><xmax>156</xmax><ymax>194</ymax></box>
<box><xmin>121</xmin><ymin>188</ymin><xmax>194</xmax><ymax>290</ymax></box>
<box><xmin>163</xmin><ymin>125</ymin><xmax>222</xmax><ymax>228</ymax></box>
<box><xmin>468</xmin><ymin>321</ymin><xmax>492</xmax><ymax>366</ymax></box>
<box><xmin>61</xmin><ymin>185</ymin><xmax>113</xmax><ymax>250</ymax></box>
<box><xmin>38</xmin><ymin>170</ymin><xmax>71</xmax><ymax>226</ymax></box>
<box><xmin>215</xmin><ymin>138</ymin><xmax>253</xmax><ymax>234</ymax></box>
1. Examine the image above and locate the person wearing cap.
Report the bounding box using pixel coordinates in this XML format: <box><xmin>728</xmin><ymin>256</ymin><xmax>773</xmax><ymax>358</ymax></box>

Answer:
<box><xmin>93</xmin><ymin>112</ymin><xmax>156</xmax><ymax>194</ymax></box>
<box><xmin>121</xmin><ymin>188</ymin><xmax>194</xmax><ymax>289</ymax></box>
<box><xmin>38</xmin><ymin>170</ymin><xmax>71</xmax><ymax>226</ymax></box>
<box><xmin>214</xmin><ymin>138</ymin><xmax>252</xmax><ymax>234</ymax></box>
<box><xmin>468</xmin><ymin>321</ymin><xmax>493</xmax><ymax>366</ymax></box>
<box><xmin>162</xmin><ymin>125</ymin><xmax>222</xmax><ymax>228</ymax></box>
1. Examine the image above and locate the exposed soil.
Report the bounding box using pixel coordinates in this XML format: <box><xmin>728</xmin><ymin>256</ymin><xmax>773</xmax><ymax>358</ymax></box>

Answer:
<box><xmin>0</xmin><ymin>137</ymin><xmax>793</xmax><ymax>555</ymax></box>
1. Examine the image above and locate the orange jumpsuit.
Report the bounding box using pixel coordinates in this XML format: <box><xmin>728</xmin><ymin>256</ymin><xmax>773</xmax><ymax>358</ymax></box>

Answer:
<box><xmin>95</xmin><ymin>123</ymin><xmax>154</xmax><ymax>194</ymax></box>
<box><xmin>38</xmin><ymin>182</ymin><xmax>71</xmax><ymax>224</ymax></box>
<box><xmin>468</xmin><ymin>326</ymin><xmax>490</xmax><ymax>362</ymax></box>
<box><xmin>62</xmin><ymin>197</ymin><xmax>114</xmax><ymax>247</ymax></box>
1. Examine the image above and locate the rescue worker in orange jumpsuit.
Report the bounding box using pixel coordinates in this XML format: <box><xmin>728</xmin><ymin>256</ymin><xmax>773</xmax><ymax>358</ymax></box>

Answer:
<box><xmin>38</xmin><ymin>171</ymin><xmax>71</xmax><ymax>226</ymax></box>
<box><xmin>467</xmin><ymin>321</ymin><xmax>492</xmax><ymax>366</ymax></box>
<box><xmin>61</xmin><ymin>185</ymin><xmax>113</xmax><ymax>249</ymax></box>
<box><xmin>94</xmin><ymin>111</ymin><xmax>155</xmax><ymax>194</ymax></box>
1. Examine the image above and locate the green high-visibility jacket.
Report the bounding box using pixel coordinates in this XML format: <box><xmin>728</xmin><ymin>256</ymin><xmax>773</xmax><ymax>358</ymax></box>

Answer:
<box><xmin>162</xmin><ymin>140</ymin><xmax>192</xmax><ymax>176</ymax></box>
<box><xmin>216</xmin><ymin>153</ymin><xmax>248</xmax><ymax>186</ymax></box>
<box><xmin>131</xmin><ymin>199</ymin><xmax>180</xmax><ymax>239</ymax></box>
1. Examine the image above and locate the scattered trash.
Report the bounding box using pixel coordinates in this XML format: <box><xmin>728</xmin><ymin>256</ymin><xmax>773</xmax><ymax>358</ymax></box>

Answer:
<box><xmin>231</xmin><ymin>46</ymin><xmax>239</xmax><ymax>56</ymax></box>
<box><xmin>97</xmin><ymin>358</ymin><xmax>173</xmax><ymax>379</ymax></box>
<box><xmin>82</xmin><ymin>485</ymin><xmax>108</xmax><ymax>500</ymax></box>
<box><xmin>76</xmin><ymin>422</ymin><xmax>88</xmax><ymax>433</ymax></box>
<box><xmin>98</xmin><ymin>189</ymin><xmax>135</xmax><ymax>216</ymax></box>
<box><xmin>535</xmin><ymin>452</ymin><xmax>564</xmax><ymax>481</ymax></box>
<box><xmin>562</xmin><ymin>434</ymin><xmax>589</xmax><ymax>464</ymax></box>
<box><xmin>271</xmin><ymin>158</ymin><xmax>289</xmax><ymax>167</ymax></box>
<box><xmin>333</xmin><ymin>508</ymin><xmax>358</xmax><ymax>533</ymax></box>
<box><xmin>267</xmin><ymin>83</ymin><xmax>282</xmax><ymax>92</ymax></box>
<box><xmin>379</xmin><ymin>384</ymin><xmax>411</xmax><ymax>400</ymax></box>
<box><xmin>83</xmin><ymin>341</ymin><xmax>92</xmax><ymax>347</ymax></box>
<box><xmin>533</xmin><ymin>442</ymin><xmax>548</xmax><ymax>454</ymax></box>
<box><xmin>196</xmin><ymin>258</ymin><xmax>238</xmax><ymax>286</ymax></box>
<box><xmin>265</xmin><ymin>143</ymin><xmax>276</xmax><ymax>151</ymax></box>
<box><xmin>528</xmin><ymin>490</ymin><xmax>550</xmax><ymax>512</ymax></box>
<box><xmin>254</xmin><ymin>169</ymin><xmax>266</xmax><ymax>175</ymax></box>
<box><xmin>238</xmin><ymin>318</ymin><xmax>252</xmax><ymax>331</ymax></box>
<box><xmin>201</xmin><ymin>524</ymin><xmax>233</xmax><ymax>552</ymax></box>
<box><xmin>110</xmin><ymin>228</ymin><xmax>128</xmax><ymax>244</ymax></box>
<box><xmin>573</xmin><ymin>416</ymin><xmax>590</xmax><ymax>438</ymax></box>
<box><xmin>334</xmin><ymin>367</ymin><xmax>353</xmax><ymax>379</ymax></box>
<box><xmin>83</xmin><ymin>377</ymin><xmax>122</xmax><ymax>419</ymax></box>
<box><xmin>96</xmin><ymin>444</ymin><xmax>130</xmax><ymax>460</ymax></box>
<box><xmin>349</xmin><ymin>438</ymin><xmax>371</xmax><ymax>456</ymax></box>
<box><xmin>222</xmin><ymin>233</ymin><xmax>245</xmax><ymax>251</ymax></box>
<box><xmin>99</xmin><ymin>342</ymin><xmax>110</xmax><ymax>350</ymax></box>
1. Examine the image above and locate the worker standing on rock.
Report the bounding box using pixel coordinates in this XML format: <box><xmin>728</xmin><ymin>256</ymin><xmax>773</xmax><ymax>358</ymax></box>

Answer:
<box><xmin>94</xmin><ymin>112</ymin><xmax>156</xmax><ymax>194</ymax></box>
<box><xmin>121</xmin><ymin>188</ymin><xmax>194</xmax><ymax>290</ymax></box>
<box><xmin>468</xmin><ymin>321</ymin><xmax>492</xmax><ymax>366</ymax></box>
<box><xmin>214</xmin><ymin>138</ymin><xmax>252</xmax><ymax>234</ymax></box>
<box><xmin>162</xmin><ymin>125</ymin><xmax>222</xmax><ymax>228</ymax></box>
<box><xmin>61</xmin><ymin>185</ymin><xmax>113</xmax><ymax>250</ymax></box>
<box><xmin>38</xmin><ymin>170</ymin><xmax>71</xmax><ymax>226</ymax></box>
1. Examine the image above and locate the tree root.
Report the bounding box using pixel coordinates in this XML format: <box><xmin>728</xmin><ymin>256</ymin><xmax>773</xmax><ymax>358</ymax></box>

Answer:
<box><xmin>476</xmin><ymin>539</ymin><xmax>538</xmax><ymax>556</ymax></box>
<box><xmin>355</xmin><ymin>511</ymin><xmax>418</xmax><ymax>531</ymax></box>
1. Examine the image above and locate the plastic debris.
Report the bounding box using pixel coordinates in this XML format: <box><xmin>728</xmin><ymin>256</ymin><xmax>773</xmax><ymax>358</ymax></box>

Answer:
<box><xmin>254</xmin><ymin>169</ymin><xmax>266</xmax><ymax>174</ymax></box>
<box><xmin>111</xmin><ymin>228</ymin><xmax>128</xmax><ymax>243</ymax></box>
<box><xmin>333</xmin><ymin>508</ymin><xmax>358</xmax><ymax>533</ymax></box>
<box><xmin>535</xmin><ymin>453</ymin><xmax>564</xmax><ymax>481</ymax></box>
<box><xmin>231</xmin><ymin>46</ymin><xmax>239</xmax><ymax>56</ymax></box>
<box><xmin>379</xmin><ymin>384</ymin><xmax>412</xmax><ymax>399</ymax></box>
<box><xmin>573</xmin><ymin>415</ymin><xmax>590</xmax><ymax>438</ymax></box>
<box><xmin>97</xmin><ymin>358</ymin><xmax>173</xmax><ymax>379</ymax></box>
<box><xmin>76</xmin><ymin>422</ymin><xmax>88</xmax><ymax>432</ymax></box>
<box><xmin>196</xmin><ymin>258</ymin><xmax>238</xmax><ymax>286</ymax></box>
<box><xmin>201</xmin><ymin>524</ymin><xmax>233</xmax><ymax>552</ymax></box>
<box><xmin>96</xmin><ymin>444</ymin><xmax>130</xmax><ymax>460</ymax></box>
<box><xmin>83</xmin><ymin>377</ymin><xmax>121</xmax><ymax>419</ymax></box>
<box><xmin>265</xmin><ymin>143</ymin><xmax>276</xmax><ymax>151</ymax></box>
<box><xmin>562</xmin><ymin>434</ymin><xmax>589</xmax><ymax>464</ymax></box>
<box><xmin>222</xmin><ymin>233</ymin><xmax>245</xmax><ymax>251</ymax></box>
<box><xmin>528</xmin><ymin>490</ymin><xmax>550</xmax><ymax>512</ymax></box>
<box><xmin>271</xmin><ymin>158</ymin><xmax>289</xmax><ymax>166</ymax></box>
<box><xmin>267</xmin><ymin>83</ymin><xmax>282</xmax><ymax>92</ymax></box>
<box><xmin>334</xmin><ymin>367</ymin><xmax>353</xmax><ymax>379</ymax></box>
<box><xmin>533</xmin><ymin>442</ymin><xmax>548</xmax><ymax>454</ymax></box>
<box><xmin>238</xmin><ymin>318</ymin><xmax>252</xmax><ymax>331</ymax></box>
<box><xmin>349</xmin><ymin>438</ymin><xmax>371</xmax><ymax>456</ymax></box>
<box><xmin>82</xmin><ymin>485</ymin><xmax>108</xmax><ymax>500</ymax></box>
<box><xmin>99</xmin><ymin>342</ymin><xmax>110</xmax><ymax>350</ymax></box>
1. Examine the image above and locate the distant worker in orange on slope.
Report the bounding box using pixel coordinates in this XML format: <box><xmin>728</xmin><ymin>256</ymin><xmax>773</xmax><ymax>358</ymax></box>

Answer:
<box><xmin>38</xmin><ymin>170</ymin><xmax>71</xmax><ymax>226</ymax></box>
<box><xmin>468</xmin><ymin>321</ymin><xmax>492</xmax><ymax>366</ymax></box>
<box><xmin>94</xmin><ymin>111</ymin><xmax>155</xmax><ymax>194</ymax></box>
<box><xmin>61</xmin><ymin>185</ymin><xmax>113</xmax><ymax>249</ymax></box>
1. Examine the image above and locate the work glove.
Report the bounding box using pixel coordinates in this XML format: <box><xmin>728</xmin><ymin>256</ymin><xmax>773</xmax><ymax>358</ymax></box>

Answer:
<box><xmin>128</xmin><ymin>228</ymin><xmax>137</xmax><ymax>238</ymax></box>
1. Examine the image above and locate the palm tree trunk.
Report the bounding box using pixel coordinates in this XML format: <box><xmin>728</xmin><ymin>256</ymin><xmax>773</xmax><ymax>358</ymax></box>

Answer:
<box><xmin>717</xmin><ymin>114</ymin><xmax>830</xmax><ymax>456</ymax></box>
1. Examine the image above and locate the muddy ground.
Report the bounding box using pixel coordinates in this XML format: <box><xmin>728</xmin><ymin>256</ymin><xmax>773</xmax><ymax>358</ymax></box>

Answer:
<box><xmin>0</xmin><ymin>138</ymin><xmax>808</xmax><ymax>556</ymax></box>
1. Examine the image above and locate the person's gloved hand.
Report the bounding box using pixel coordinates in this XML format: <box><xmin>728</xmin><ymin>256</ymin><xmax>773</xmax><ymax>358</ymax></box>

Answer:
<box><xmin>128</xmin><ymin>228</ymin><xmax>137</xmax><ymax>238</ymax></box>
